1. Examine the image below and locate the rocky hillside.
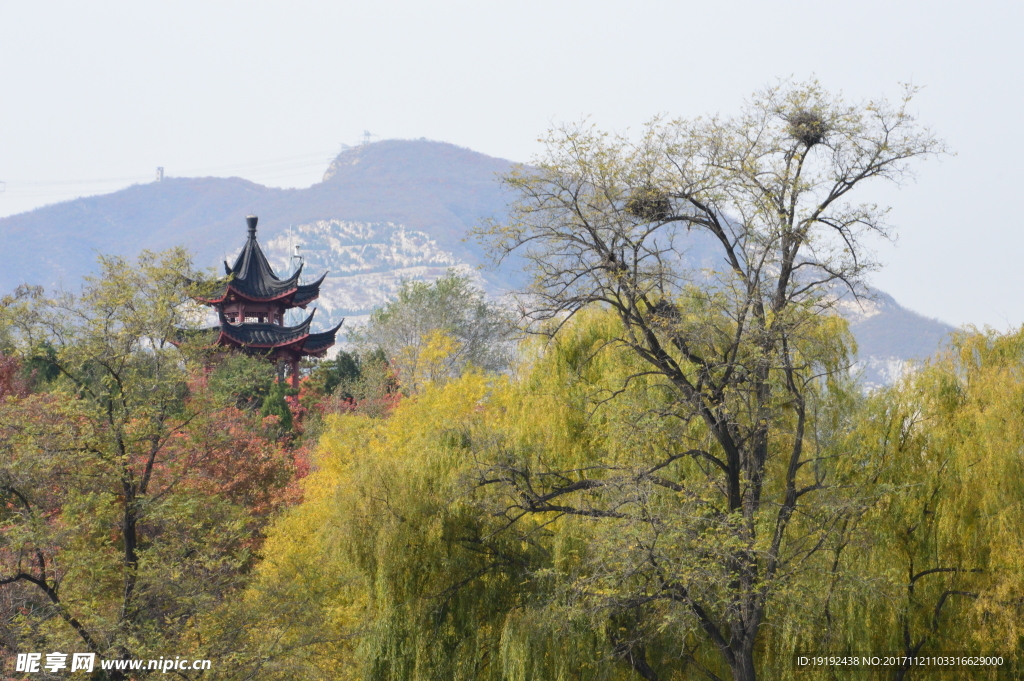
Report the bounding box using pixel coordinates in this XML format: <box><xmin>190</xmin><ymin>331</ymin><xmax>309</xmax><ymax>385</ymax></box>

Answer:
<box><xmin>0</xmin><ymin>139</ymin><xmax>952</xmax><ymax>383</ymax></box>
<box><xmin>261</xmin><ymin>219</ymin><xmax>482</xmax><ymax>326</ymax></box>
<box><xmin>842</xmin><ymin>290</ymin><xmax>954</xmax><ymax>386</ymax></box>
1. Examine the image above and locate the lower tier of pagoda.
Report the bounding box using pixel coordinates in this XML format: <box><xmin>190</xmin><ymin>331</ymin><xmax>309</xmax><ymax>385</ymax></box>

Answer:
<box><xmin>211</xmin><ymin>310</ymin><xmax>344</xmax><ymax>360</ymax></box>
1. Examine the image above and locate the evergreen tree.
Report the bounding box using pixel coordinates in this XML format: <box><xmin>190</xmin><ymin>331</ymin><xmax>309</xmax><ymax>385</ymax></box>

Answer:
<box><xmin>261</xmin><ymin>379</ymin><xmax>294</xmax><ymax>432</ymax></box>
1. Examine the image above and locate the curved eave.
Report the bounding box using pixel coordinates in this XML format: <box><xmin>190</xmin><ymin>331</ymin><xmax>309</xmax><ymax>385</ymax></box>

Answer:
<box><xmin>293</xmin><ymin>294</ymin><xmax>319</xmax><ymax>308</ymax></box>
<box><xmin>303</xmin><ymin>318</ymin><xmax>345</xmax><ymax>355</ymax></box>
<box><xmin>299</xmin><ymin>270</ymin><xmax>329</xmax><ymax>290</ymax></box>
<box><xmin>293</xmin><ymin>271</ymin><xmax>329</xmax><ymax>307</ymax></box>
<box><xmin>194</xmin><ymin>283</ymin><xmax>230</xmax><ymax>305</ymax></box>
<box><xmin>214</xmin><ymin>310</ymin><xmax>315</xmax><ymax>346</ymax></box>
<box><xmin>309</xmin><ymin>318</ymin><xmax>345</xmax><ymax>341</ymax></box>
<box><xmin>197</xmin><ymin>270</ymin><xmax>328</xmax><ymax>306</ymax></box>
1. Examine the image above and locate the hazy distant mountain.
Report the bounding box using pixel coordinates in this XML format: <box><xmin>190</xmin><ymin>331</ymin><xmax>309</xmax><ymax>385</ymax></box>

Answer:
<box><xmin>841</xmin><ymin>290</ymin><xmax>954</xmax><ymax>386</ymax></box>
<box><xmin>0</xmin><ymin>139</ymin><xmax>952</xmax><ymax>383</ymax></box>
<box><xmin>0</xmin><ymin>140</ymin><xmax>516</xmax><ymax>292</ymax></box>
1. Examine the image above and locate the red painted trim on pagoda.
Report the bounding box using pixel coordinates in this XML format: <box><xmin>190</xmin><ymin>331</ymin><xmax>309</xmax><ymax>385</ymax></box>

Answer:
<box><xmin>196</xmin><ymin>272</ymin><xmax>327</xmax><ymax>306</ymax></box>
<box><xmin>196</xmin><ymin>285</ymin><xmax>316</xmax><ymax>305</ymax></box>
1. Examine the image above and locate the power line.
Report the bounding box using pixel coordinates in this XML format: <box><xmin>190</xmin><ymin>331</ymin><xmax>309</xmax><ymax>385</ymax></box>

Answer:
<box><xmin>5</xmin><ymin>168</ymin><xmax>332</xmax><ymax>200</ymax></box>
<box><xmin>174</xmin><ymin>149</ymin><xmax>337</xmax><ymax>175</ymax></box>
<box><xmin>11</xmin><ymin>174</ymin><xmax>152</xmax><ymax>188</ymax></box>
<box><xmin>2</xmin><ymin>148</ymin><xmax>339</xmax><ymax>191</ymax></box>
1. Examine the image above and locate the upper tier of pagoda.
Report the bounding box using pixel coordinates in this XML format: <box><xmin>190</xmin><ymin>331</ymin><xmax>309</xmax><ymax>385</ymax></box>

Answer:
<box><xmin>197</xmin><ymin>215</ymin><xmax>326</xmax><ymax>308</ymax></box>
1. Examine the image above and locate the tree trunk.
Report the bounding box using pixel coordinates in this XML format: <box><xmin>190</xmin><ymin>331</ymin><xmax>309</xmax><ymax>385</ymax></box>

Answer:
<box><xmin>730</xmin><ymin>646</ymin><xmax>757</xmax><ymax>681</ymax></box>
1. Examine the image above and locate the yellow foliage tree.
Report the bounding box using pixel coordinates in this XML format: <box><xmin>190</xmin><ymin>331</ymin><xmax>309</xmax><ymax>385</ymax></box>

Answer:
<box><xmin>395</xmin><ymin>330</ymin><xmax>461</xmax><ymax>392</ymax></box>
<box><xmin>214</xmin><ymin>372</ymin><xmax>548</xmax><ymax>680</ymax></box>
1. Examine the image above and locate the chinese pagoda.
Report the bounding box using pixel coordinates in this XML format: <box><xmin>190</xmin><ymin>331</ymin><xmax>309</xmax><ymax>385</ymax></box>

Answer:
<box><xmin>198</xmin><ymin>215</ymin><xmax>342</xmax><ymax>388</ymax></box>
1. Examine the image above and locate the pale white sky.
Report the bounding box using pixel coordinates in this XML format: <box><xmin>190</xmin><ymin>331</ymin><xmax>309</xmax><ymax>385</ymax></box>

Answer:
<box><xmin>1</xmin><ymin>1</ymin><xmax>1021</xmax><ymax>328</ymax></box>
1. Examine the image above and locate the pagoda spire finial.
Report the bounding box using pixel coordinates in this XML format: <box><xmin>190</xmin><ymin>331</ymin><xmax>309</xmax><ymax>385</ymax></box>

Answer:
<box><xmin>246</xmin><ymin>215</ymin><xmax>258</xmax><ymax>237</ymax></box>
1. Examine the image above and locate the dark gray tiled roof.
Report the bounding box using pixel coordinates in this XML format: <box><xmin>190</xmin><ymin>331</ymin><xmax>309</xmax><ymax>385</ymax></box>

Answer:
<box><xmin>204</xmin><ymin>216</ymin><xmax>327</xmax><ymax>304</ymax></box>
<box><xmin>212</xmin><ymin>311</ymin><xmax>343</xmax><ymax>356</ymax></box>
<box><xmin>216</xmin><ymin>311</ymin><xmax>314</xmax><ymax>347</ymax></box>
<box><xmin>223</xmin><ymin>231</ymin><xmax>303</xmax><ymax>300</ymax></box>
<box><xmin>293</xmin><ymin>272</ymin><xmax>328</xmax><ymax>307</ymax></box>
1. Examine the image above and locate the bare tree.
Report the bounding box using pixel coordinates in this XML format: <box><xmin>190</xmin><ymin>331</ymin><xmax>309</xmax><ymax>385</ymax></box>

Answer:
<box><xmin>475</xmin><ymin>82</ymin><xmax>944</xmax><ymax>681</ymax></box>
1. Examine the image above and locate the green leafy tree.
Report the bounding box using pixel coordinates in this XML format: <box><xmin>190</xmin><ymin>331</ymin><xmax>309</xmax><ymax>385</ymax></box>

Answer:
<box><xmin>261</xmin><ymin>380</ymin><xmax>294</xmax><ymax>432</ymax></box>
<box><xmin>349</xmin><ymin>272</ymin><xmax>515</xmax><ymax>393</ymax></box>
<box><xmin>209</xmin><ymin>351</ymin><xmax>278</xmax><ymax>411</ymax></box>
<box><xmin>0</xmin><ymin>250</ymin><xmax>299</xmax><ymax>677</ymax></box>
<box><xmin>305</xmin><ymin>351</ymin><xmax>362</xmax><ymax>401</ymax></box>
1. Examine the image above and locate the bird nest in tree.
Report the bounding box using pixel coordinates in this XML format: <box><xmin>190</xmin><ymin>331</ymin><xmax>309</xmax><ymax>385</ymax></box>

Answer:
<box><xmin>649</xmin><ymin>298</ymin><xmax>680</xmax><ymax>322</ymax></box>
<box><xmin>787</xmin><ymin>109</ymin><xmax>827</xmax><ymax>147</ymax></box>
<box><xmin>626</xmin><ymin>188</ymin><xmax>672</xmax><ymax>222</ymax></box>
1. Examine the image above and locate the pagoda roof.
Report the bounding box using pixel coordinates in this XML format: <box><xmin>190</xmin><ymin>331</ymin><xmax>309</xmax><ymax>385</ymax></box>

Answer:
<box><xmin>304</xmin><ymin>324</ymin><xmax>345</xmax><ymax>354</ymax></box>
<box><xmin>211</xmin><ymin>309</ymin><xmax>344</xmax><ymax>357</ymax></box>
<box><xmin>217</xmin><ymin>310</ymin><xmax>313</xmax><ymax>348</ymax></box>
<box><xmin>294</xmin><ymin>272</ymin><xmax>329</xmax><ymax>307</ymax></box>
<box><xmin>199</xmin><ymin>216</ymin><xmax>328</xmax><ymax>306</ymax></box>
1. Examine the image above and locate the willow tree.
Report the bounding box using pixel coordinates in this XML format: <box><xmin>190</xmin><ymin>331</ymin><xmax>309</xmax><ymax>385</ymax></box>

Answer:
<box><xmin>476</xmin><ymin>82</ymin><xmax>944</xmax><ymax>681</ymax></box>
<box><xmin>215</xmin><ymin>373</ymin><xmax>548</xmax><ymax>681</ymax></box>
<box><xmin>813</xmin><ymin>329</ymin><xmax>1024</xmax><ymax>680</ymax></box>
<box><xmin>224</xmin><ymin>308</ymin><xmax>859</xmax><ymax>681</ymax></box>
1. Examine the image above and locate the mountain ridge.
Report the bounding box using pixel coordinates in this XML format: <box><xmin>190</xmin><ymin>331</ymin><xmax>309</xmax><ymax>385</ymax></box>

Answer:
<box><xmin>0</xmin><ymin>139</ymin><xmax>953</xmax><ymax>383</ymax></box>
